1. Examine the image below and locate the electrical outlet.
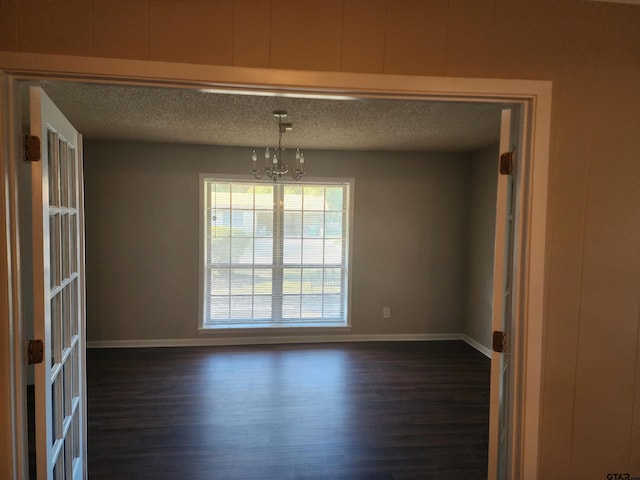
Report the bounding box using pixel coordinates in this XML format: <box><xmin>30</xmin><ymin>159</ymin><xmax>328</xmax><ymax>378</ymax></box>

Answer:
<box><xmin>383</xmin><ymin>307</ymin><xmax>391</xmax><ymax>319</ymax></box>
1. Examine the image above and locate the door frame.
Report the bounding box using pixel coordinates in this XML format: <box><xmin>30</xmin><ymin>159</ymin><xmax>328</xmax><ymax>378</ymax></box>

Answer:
<box><xmin>0</xmin><ymin>51</ymin><xmax>552</xmax><ymax>480</ymax></box>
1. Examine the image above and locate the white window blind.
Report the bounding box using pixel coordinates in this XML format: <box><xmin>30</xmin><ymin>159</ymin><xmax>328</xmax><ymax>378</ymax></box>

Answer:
<box><xmin>200</xmin><ymin>177</ymin><xmax>352</xmax><ymax>329</ymax></box>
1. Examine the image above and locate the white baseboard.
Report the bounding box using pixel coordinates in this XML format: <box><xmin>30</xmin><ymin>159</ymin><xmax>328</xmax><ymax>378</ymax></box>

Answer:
<box><xmin>462</xmin><ymin>334</ymin><xmax>492</xmax><ymax>358</ymax></box>
<box><xmin>87</xmin><ymin>334</ymin><xmax>493</xmax><ymax>356</ymax></box>
<box><xmin>87</xmin><ymin>333</ymin><xmax>464</xmax><ymax>349</ymax></box>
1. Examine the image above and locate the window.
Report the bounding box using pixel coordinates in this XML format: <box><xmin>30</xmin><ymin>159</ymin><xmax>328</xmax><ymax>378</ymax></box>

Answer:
<box><xmin>199</xmin><ymin>176</ymin><xmax>353</xmax><ymax>329</ymax></box>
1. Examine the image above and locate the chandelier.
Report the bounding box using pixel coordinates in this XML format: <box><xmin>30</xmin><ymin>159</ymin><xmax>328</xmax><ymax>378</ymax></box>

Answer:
<box><xmin>251</xmin><ymin>110</ymin><xmax>305</xmax><ymax>182</ymax></box>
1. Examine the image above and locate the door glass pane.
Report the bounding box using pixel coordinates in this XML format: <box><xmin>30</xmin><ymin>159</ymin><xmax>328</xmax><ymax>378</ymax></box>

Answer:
<box><xmin>62</xmin><ymin>362</ymin><xmax>70</xmax><ymax>421</ymax></box>
<box><xmin>52</xmin><ymin>374</ymin><xmax>63</xmax><ymax>444</ymax></box>
<box><xmin>63</xmin><ymin>346</ymin><xmax>78</xmax><ymax>420</ymax></box>
<box><xmin>50</xmin><ymin>214</ymin><xmax>62</xmax><ymax>288</ymax></box>
<box><xmin>59</xmin><ymin>138</ymin><xmax>69</xmax><ymax>207</ymax></box>
<box><xmin>53</xmin><ymin>450</ymin><xmax>64</xmax><ymax>480</ymax></box>
<box><xmin>71</xmin><ymin>345</ymin><xmax>79</xmax><ymax>400</ymax></box>
<box><xmin>61</xmin><ymin>214</ymin><xmax>70</xmax><ymax>280</ymax></box>
<box><xmin>47</xmin><ymin>130</ymin><xmax>59</xmax><ymax>207</ymax></box>
<box><xmin>65</xmin><ymin>433</ymin><xmax>73</xmax><ymax>480</ymax></box>
<box><xmin>51</xmin><ymin>293</ymin><xmax>62</xmax><ymax>366</ymax></box>
<box><xmin>57</xmin><ymin>366</ymin><xmax>65</xmax><ymax>433</ymax></box>
<box><xmin>72</xmin><ymin>409</ymin><xmax>80</xmax><ymax>466</ymax></box>
<box><xmin>70</xmin><ymin>214</ymin><xmax>78</xmax><ymax>274</ymax></box>
<box><xmin>68</xmin><ymin>144</ymin><xmax>77</xmax><ymax>209</ymax></box>
<box><xmin>61</xmin><ymin>286</ymin><xmax>70</xmax><ymax>350</ymax></box>
<box><xmin>51</xmin><ymin>382</ymin><xmax>57</xmax><ymax>447</ymax></box>
<box><xmin>69</xmin><ymin>278</ymin><xmax>78</xmax><ymax>338</ymax></box>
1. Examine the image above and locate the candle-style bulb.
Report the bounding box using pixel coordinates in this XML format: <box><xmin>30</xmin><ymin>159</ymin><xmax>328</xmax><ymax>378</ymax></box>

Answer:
<box><xmin>265</xmin><ymin>148</ymin><xmax>270</xmax><ymax>159</ymax></box>
<box><xmin>299</xmin><ymin>152</ymin><xmax>305</xmax><ymax>164</ymax></box>
<box><xmin>252</xmin><ymin>150</ymin><xmax>257</xmax><ymax>162</ymax></box>
<box><xmin>273</xmin><ymin>154</ymin><xmax>278</xmax><ymax>165</ymax></box>
<box><xmin>296</xmin><ymin>149</ymin><xmax>301</xmax><ymax>160</ymax></box>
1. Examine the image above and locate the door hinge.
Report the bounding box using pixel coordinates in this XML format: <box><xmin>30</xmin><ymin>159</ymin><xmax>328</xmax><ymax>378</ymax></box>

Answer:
<box><xmin>24</xmin><ymin>135</ymin><xmax>41</xmax><ymax>162</ymax></box>
<box><xmin>28</xmin><ymin>339</ymin><xmax>44</xmax><ymax>365</ymax></box>
<box><xmin>492</xmin><ymin>331</ymin><xmax>507</xmax><ymax>353</ymax></box>
<box><xmin>499</xmin><ymin>151</ymin><xmax>514</xmax><ymax>175</ymax></box>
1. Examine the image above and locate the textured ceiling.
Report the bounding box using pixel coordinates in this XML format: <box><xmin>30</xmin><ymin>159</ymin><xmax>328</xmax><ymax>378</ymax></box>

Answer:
<box><xmin>26</xmin><ymin>81</ymin><xmax>503</xmax><ymax>152</ymax></box>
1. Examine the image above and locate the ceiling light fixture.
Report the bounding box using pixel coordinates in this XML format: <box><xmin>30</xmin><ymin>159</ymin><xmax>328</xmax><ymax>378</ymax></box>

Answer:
<box><xmin>251</xmin><ymin>110</ymin><xmax>305</xmax><ymax>182</ymax></box>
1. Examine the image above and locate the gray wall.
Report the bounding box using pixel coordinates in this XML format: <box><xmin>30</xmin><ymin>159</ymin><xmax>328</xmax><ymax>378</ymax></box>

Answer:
<box><xmin>84</xmin><ymin>140</ymin><xmax>479</xmax><ymax>343</ymax></box>
<box><xmin>464</xmin><ymin>144</ymin><xmax>499</xmax><ymax>349</ymax></box>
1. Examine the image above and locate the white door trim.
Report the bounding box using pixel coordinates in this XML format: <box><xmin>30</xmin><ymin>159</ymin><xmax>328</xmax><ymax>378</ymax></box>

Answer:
<box><xmin>0</xmin><ymin>68</ymin><xmax>29</xmax><ymax>480</ymax></box>
<box><xmin>0</xmin><ymin>52</ymin><xmax>552</xmax><ymax>480</ymax></box>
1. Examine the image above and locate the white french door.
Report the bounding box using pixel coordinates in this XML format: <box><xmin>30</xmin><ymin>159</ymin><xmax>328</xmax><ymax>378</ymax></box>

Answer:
<box><xmin>30</xmin><ymin>86</ymin><xmax>87</xmax><ymax>480</ymax></box>
<box><xmin>487</xmin><ymin>107</ymin><xmax>520</xmax><ymax>479</ymax></box>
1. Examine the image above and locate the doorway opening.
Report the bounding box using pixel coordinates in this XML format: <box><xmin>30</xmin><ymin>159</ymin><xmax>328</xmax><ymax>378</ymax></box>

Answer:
<box><xmin>0</xmin><ymin>56</ymin><xmax>551</xmax><ymax>480</ymax></box>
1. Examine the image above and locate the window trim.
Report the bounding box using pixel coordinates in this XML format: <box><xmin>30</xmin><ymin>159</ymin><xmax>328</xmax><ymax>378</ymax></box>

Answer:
<box><xmin>198</xmin><ymin>174</ymin><xmax>355</xmax><ymax>332</ymax></box>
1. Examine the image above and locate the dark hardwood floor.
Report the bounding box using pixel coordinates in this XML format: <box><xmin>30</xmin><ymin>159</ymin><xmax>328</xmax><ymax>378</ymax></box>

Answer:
<box><xmin>85</xmin><ymin>341</ymin><xmax>490</xmax><ymax>480</ymax></box>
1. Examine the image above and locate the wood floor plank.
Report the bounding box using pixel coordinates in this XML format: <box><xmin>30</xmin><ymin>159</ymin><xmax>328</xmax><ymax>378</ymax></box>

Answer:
<box><xmin>85</xmin><ymin>341</ymin><xmax>490</xmax><ymax>479</ymax></box>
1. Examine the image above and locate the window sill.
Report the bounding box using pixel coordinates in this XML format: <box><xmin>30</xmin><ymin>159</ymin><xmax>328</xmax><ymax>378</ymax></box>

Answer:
<box><xmin>198</xmin><ymin>324</ymin><xmax>351</xmax><ymax>335</ymax></box>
